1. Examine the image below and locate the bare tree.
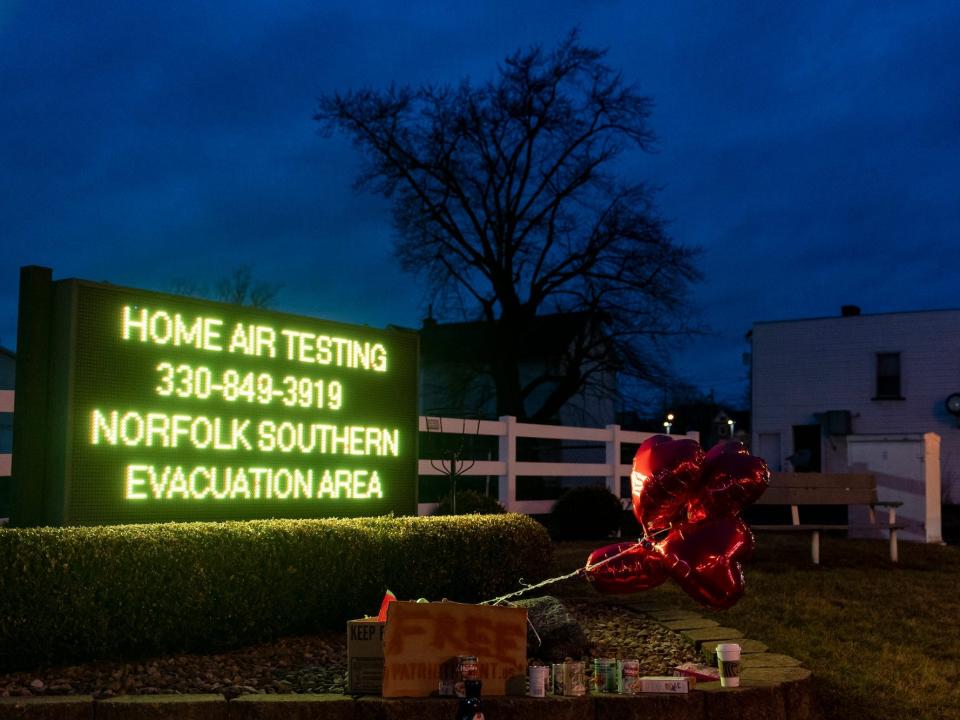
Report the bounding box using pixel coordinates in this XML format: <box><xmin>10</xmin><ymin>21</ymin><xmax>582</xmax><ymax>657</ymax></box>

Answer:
<box><xmin>167</xmin><ymin>278</ymin><xmax>210</xmax><ymax>299</ymax></box>
<box><xmin>169</xmin><ymin>265</ymin><xmax>282</xmax><ymax>308</ymax></box>
<box><xmin>317</xmin><ymin>31</ymin><xmax>700</xmax><ymax>422</ymax></box>
<box><xmin>215</xmin><ymin>265</ymin><xmax>282</xmax><ymax>308</ymax></box>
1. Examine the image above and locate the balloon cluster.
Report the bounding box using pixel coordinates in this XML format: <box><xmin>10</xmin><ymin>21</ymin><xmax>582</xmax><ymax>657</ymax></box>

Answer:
<box><xmin>586</xmin><ymin>436</ymin><xmax>769</xmax><ymax>609</ymax></box>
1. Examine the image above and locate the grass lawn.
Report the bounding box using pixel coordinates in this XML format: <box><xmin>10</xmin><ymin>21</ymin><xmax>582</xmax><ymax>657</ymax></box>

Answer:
<box><xmin>549</xmin><ymin>532</ymin><xmax>960</xmax><ymax>720</ymax></box>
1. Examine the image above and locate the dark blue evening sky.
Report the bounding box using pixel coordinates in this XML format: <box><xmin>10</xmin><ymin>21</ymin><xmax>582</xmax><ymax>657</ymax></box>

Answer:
<box><xmin>2</xmin><ymin>1</ymin><xmax>958</xmax><ymax>408</ymax></box>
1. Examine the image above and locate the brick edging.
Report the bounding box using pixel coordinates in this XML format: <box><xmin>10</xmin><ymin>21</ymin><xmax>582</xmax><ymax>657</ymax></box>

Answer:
<box><xmin>0</xmin><ymin>682</ymin><xmax>815</xmax><ymax>720</ymax></box>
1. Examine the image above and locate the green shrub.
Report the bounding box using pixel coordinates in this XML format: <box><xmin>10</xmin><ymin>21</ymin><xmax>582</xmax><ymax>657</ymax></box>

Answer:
<box><xmin>434</xmin><ymin>490</ymin><xmax>506</xmax><ymax>515</ymax></box>
<box><xmin>0</xmin><ymin>514</ymin><xmax>550</xmax><ymax>671</ymax></box>
<box><xmin>550</xmin><ymin>485</ymin><xmax>623</xmax><ymax>540</ymax></box>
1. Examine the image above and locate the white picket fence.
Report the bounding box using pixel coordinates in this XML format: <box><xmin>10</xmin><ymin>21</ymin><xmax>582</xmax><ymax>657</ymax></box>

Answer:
<box><xmin>418</xmin><ymin>416</ymin><xmax>697</xmax><ymax>515</ymax></box>
<box><xmin>0</xmin><ymin>392</ymin><xmax>698</xmax><ymax>516</ymax></box>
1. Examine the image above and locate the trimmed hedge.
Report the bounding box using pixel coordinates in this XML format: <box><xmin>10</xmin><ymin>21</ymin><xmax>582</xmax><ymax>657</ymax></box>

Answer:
<box><xmin>0</xmin><ymin>514</ymin><xmax>550</xmax><ymax>671</ymax></box>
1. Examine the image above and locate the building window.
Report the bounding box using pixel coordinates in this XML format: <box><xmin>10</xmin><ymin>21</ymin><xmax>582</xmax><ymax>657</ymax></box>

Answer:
<box><xmin>875</xmin><ymin>352</ymin><xmax>902</xmax><ymax>399</ymax></box>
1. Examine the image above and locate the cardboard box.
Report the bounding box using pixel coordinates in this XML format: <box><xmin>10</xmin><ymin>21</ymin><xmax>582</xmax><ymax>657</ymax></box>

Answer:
<box><xmin>347</xmin><ymin>618</ymin><xmax>385</xmax><ymax>694</ymax></box>
<box><xmin>382</xmin><ymin>601</ymin><xmax>527</xmax><ymax>698</ymax></box>
<box><xmin>637</xmin><ymin>676</ymin><xmax>690</xmax><ymax>694</ymax></box>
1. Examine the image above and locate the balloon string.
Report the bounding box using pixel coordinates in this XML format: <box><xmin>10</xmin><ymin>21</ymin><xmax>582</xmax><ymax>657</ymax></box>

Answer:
<box><xmin>479</xmin><ymin>567</ymin><xmax>587</xmax><ymax>606</ymax></box>
<box><xmin>580</xmin><ymin>527</ymin><xmax>670</xmax><ymax>574</ymax></box>
<box><xmin>479</xmin><ymin>531</ymin><xmax>671</xmax><ymax>606</ymax></box>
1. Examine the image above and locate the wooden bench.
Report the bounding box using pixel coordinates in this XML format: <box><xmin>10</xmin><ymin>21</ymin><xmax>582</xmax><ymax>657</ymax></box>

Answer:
<box><xmin>752</xmin><ymin>472</ymin><xmax>903</xmax><ymax>564</ymax></box>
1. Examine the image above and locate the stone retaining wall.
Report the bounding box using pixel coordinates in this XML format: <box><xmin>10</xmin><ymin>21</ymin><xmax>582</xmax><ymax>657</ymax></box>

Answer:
<box><xmin>0</xmin><ymin>678</ymin><xmax>814</xmax><ymax>720</ymax></box>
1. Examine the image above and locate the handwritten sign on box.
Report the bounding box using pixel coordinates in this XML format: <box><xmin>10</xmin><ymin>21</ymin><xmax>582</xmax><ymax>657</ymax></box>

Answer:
<box><xmin>382</xmin><ymin>601</ymin><xmax>527</xmax><ymax>697</ymax></box>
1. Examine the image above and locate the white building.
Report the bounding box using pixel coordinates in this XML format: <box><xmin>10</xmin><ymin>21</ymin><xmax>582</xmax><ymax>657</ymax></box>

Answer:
<box><xmin>751</xmin><ymin>307</ymin><xmax>957</xmax><ymax>542</ymax></box>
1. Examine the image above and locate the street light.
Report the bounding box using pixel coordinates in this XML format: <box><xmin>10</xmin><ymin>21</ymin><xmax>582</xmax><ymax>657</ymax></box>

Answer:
<box><xmin>728</xmin><ymin>418</ymin><xmax>735</xmax><ymax>437</ymax></box>
<box><xmin>663</xmin><ymin>413</ymin><xmax>675</xmax><ymax>434</ymax></box>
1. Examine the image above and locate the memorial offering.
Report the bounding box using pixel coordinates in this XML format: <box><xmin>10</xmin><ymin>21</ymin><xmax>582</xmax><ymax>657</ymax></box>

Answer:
<box><xmin>585</xmin><ymin>436</ymin><xmax>769</xmax><ymax>609</ymax></box>
<box><xmin>456</xmin><ymin>679</ymin><xmax>485</xmax><ymax>720</ymax></box>
<box><xmin>475</xmin><ymin>437</ymin><xmax>766</xmax><ymax>612</ymax></box>
<box><xmin>527</xmin><ymin>663</ymin><xmax>548</xmax><ymax>697</ymax></box>
<box><xmin>554</xmin><ymin>661</ymin><xmax>586</xmax><ymax>696</ymax></box>
<box><xmin>347</xmin><ymin>593</ymin><xmax>526</xmax><ymax>698</ymax></box>
<box><xmin>439</xmin><ymin>655</ymin><xmax>480</xmax><ymax>698</ymax></box>
<box><xmin>621</xmin><ymin>659</ymin><xmax>641</xmax><ymax>694</ymax></box>
<box><xmin>673</xmin><ymin>662</ymin><xmax>721</xmax><ymax>686</ymax></box>
<box><xmin>716</xmin><ymin>643</ymin><xmax>742</xmax><ymax>688</ymax></box>
<box><xmin>635</xmin><ymin>676</ymin><xmax>690</xmax><ymax>694</ymax></box>
<box><xmin>592</xmin><ymin>657</ymin><xmax>621</xmax><ymax>693</ymax></box>
<box><xmin>567</xmin><ymin>662</ymin><xmax>587</xmax><ymax>696</ymax></box>
<box><xmin>381</xmin><ymin>600</ymin><xmax>527</xmax><ymax>697</ymax></box>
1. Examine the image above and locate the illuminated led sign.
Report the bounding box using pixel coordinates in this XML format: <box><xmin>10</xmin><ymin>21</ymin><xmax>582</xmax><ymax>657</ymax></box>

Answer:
<box><xmin>11</xmin><ymin>267</ymin><xmax>419</xmax><ymax>526</ymax></box>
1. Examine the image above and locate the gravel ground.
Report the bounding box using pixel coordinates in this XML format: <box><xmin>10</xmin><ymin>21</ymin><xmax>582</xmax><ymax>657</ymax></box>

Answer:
<box><xmin>565</xmin><ymin>600</ymin><xmax>698</xmax><ymax>673</ymax></box>
<box><xmin>0</xmin><ymin>600</ymin><xmax>694</xmax><ymax>698</ymax></box>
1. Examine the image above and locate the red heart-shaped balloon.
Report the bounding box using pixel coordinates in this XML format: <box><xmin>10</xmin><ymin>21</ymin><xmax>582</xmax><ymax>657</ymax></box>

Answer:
<box><xmin>588</xmin><ymin>437</ymin><xmax>768</xmax><ymax>610</ymax></box>
<box><xmin>658</xmin><ymin>516</ymin><xmax>755</xmax><ymax>610</ymax></box>
<box><xmin>631</xmin><ymin>435</ymin><xmax>705</xmax><ymax>534</ymax></box>
<box><xmin>631</xmin><ymin>434</ymin><xmax>674</xmax><ymax>479</ymax></box>
<box><xmin>687</xmin><ymin>441</ymin><xmax>770</xmax><ymax>523</ymax></box>
<box><xmin>585</xmin><ymin>541</ymin><xmax>668</xmax><ymax>594</ymax></box>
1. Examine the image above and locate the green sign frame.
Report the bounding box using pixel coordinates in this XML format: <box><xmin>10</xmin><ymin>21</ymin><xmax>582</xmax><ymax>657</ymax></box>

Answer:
<box><xmin>12</xmin><ymin>266</ymin><xmax>419</xmax><ymax>526</ymax></box>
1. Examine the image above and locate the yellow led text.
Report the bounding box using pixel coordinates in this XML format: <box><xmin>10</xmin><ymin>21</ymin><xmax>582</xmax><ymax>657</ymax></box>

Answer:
<box><xmin>228</xmin><ymin>323</ymin><xmax>277</xmax><ymax>358</ymax></box>
<box><xmin>120</xmin><ymin>306</ymin><xmax>389</xmax><ymax>372</ymax></box>
<box><xmin>125</xmin><ymin>464</ymin><xmax>383</xmax><ymax>500</ymax></box>
<box><xmin>153</xmin><ymin>363</ymin><xmax>344</xmax><ymax>409</ymax></box>
<box><xmin>122</xmin><ymin>306</ymin><xmax>224</xmax><ymax>351</ymax></box>
<box><xmin>280</xmin><ymin>330</ymin><xmax>387</xmax><ymax>372</ymax></box>
<box><xmin>91</xmin><ymin>410</ymin><xmax>399</xmax><ymax>456</ymax></box>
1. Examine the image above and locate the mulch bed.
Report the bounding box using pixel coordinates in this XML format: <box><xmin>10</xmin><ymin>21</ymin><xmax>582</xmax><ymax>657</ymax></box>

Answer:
<box><xmin>0</xmin><ymin>599</ymin><xmax>696</xmax><ymax>699</ymax></box>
